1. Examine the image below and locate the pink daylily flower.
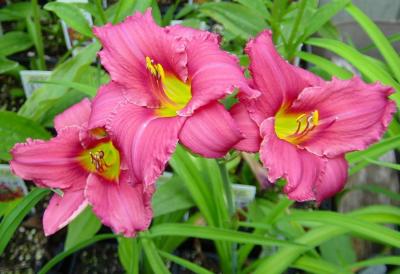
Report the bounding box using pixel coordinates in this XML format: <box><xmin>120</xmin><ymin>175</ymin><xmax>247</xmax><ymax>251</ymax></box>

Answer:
<box><xmin>232</xmin><ymin>31</ymin><xmax>396</xmax><ymax>202</ymax></box>
<box><xmin>90</xmin><ymin>9</ymin><xmax>259</xmax><ymax>187</ymax></box>
<box><xmin>10</xmin><ymin>99</ymin><xmax>153</xmax><ymax>237</ymax></box>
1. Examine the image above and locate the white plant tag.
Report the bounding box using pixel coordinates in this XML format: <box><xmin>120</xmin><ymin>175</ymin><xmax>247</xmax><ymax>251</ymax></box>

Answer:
<box><xmin>20</xmin><ymin>70</ymin><xmax>52</xmax><ymax>98</ymax></box>
<box><xmin>232</xmin><ymin>184</ymin><xmax>256</xmax><ymax>209</ymax></box>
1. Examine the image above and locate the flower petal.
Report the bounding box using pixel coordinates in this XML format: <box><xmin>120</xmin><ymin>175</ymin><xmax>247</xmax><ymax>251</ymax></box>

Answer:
<box><xmin>179</xmin><ymin>102</ymin><xmax>242</xmax><ymax>158</ymax></box>
<box><xmin>93</xmin><ymin>9</ymin><xmax>187</xmax><ymax>107</ymax></box>
<box><xmin>10</xmin><ymin>127</ymin><xmax>87</xmax><ymax>189</ymax></box>
<box><xmin>229</xmin><ymin>103</ymin><xmax>261</xmax><ymax>153</ymax></box>
<box><xmin>85</xmin><ymin>172</ymin><xmax>154</xmax><ymax>237</ymax></box>
<box><xmin>166</xmin><ymin>24</ymin><xmax>220</xmax><ymax>44</ymax></box>
<box><xmin>54</xmin><ymin>98</ymin><xmax>92</xmax><ymax>131</ymax></box>
<box><xmin>291</xmin><ymin>77</ymin><xmax>396</xmax><ymax>157</ymax></box>
<box><xmin>43</xmin><ymin>189</ymin><xmax>87</xmax><ymax>236</ymax></box>
<box><xmin>259</xmin><ymin>118</ymin><xmax>327</xmax><ymax>201</ymax></box>
<box><xmin>178</xmin><ymin>35</ymin><xmax>258</xmax><ymax>116</ymax></box>
<box><xmin>89</xmin><ymin>82</ymin><xmax>125</xmax><ymax>129</ymax></box>
<box><xmin>315</xmin><ymin>156</ymin><xmax>348</xmax><ymax>203</ymax></box>
<box><xmin>243</xmin><ymin>30</ymin><xmax>309</xmax><ymax>124</ymax></box>
<box><xmin>106</xmin><ymin>101</ymin><xmax>185</xmax><ymax>186</ymax></box>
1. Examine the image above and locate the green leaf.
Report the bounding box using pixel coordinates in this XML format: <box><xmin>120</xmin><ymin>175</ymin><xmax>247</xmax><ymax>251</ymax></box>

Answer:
<box><xmin>286</xmin><ymin>211</ymin><xmax>400</xmax><ymax>247</ymax></box>
<box><xmin>169</xmin><ymin>146</ymin><xmax>216</xmax><ymax>226</ymax></box>
<box><xmin>234</xmin><ymin>0</ymin><xmax>269</xmax><ymax>20</ymax></box>
<box><xmin>362</xmin><ymin>32</ymin><xmax>400</xmax><ymax>52</ymax></box>
<box><xmin>0</xmin><ymin>2</ymin><xmax>33</xmax><ymax>21</ymax></box>
<box><xmin>161</xmin><ymin>1</ymin><xmax>178</xmax><ymax>26</ymax></box>
<box><xmin>296</xmin><ymin>51</ymin><xmax>353</xmax><ymax>79</ymax></box>
<box><xmin>319</xmin><ymin>235</ymin><xmax>356</xmax><ymax>267</ymax></box>
<box><xmin>150</xmin><ymin>0</ymin><xmax>162</xmax><ymax>25</ymax></box>
<box><xmin>64</xmin><ymin>207</ymin><xmax>101</xmax><ymax>250</ymax></box>
<box><xmin>18</xmin><ymin>42</ymin><xmax>100</xmax><ymax>124</ymax></box>
<box><xmin>306</xmin><ymin>37</ymin><xmax>400</xmax><ymax>105</ymax></box>
<box><xmin>38</xmin><ymin>234</ymin><xmax>117</xmax><ymax>274</ymax></box>
<box><xmin>140</xmin><ymin>233</ymin><xmax>170</xmax><ymax>274</ymax></box>
<box><xmin>107</xmin><ymin>0</ymin><xmax>152</xmax><ymax>24</ymax></box>
<box><xmin>349</xmin><ymin>256</ymin><xmax>400</xmax><ymax>272</ymax></box>
<box><xmin>346</xmin><ymin>135</ymin><xmax>400</xmax><ymax>175</ymax></box>
<box><xmin>152</xmin><ymin>176</ymin><xmax>194</xmax><ymax>217</ymax></box>
<box><xmin>293</xmin><ymin>255</ymin><xmax>350</xmax><ymax>274</ymax></box>
<box><xmin>365</xmin><ymin>157</ymin><xmax>400</xmax><ymax>171</ymax></box>
<box><xmin>252</xmin><ymin>206</ymin><xmax>400</xmax><ymax>274</ymax></box>
<box><xmin>253</xmin><ymin>226</ymin><xmax>346</xmax><ymax>274</ymax></box>
<box><xmin>0</xmin><ymin>199</ymin><xmax>21</xmax><ymax>218</ymax></box>
<box><xmin>169</xmin><ymin>147</ymin><xmax>233</xmax><ymax>273</ymax></box>
<box><xmin>0</xmin><ymin>111</ymin><xmax>51</xmax><ymax>161</ymax></box>
<box><xmin>349</xmin><ymin>183</ymin><xmax>400</xmax><ymax>202</ymax></box>
<box><xmin>118</xmin><ymin>237</ymin><xmax>140</xmax><ymax>274</ymax></box>
<box><xmin>26</xmin><ymin>13</ymin><xmax>46</xmax><ymax>70</ymax></box>
<box><xmin>44</xmin><ymin>2</ymin><xmax>93</xmax><ymax>38</ymax></box>
<box><xmin>302</xmin><ymin>0</ymin><xmax>350</xmax><ymax>39</ymax></box>
<box><xmin>149</xmin><ymin>223</ymin><xmax>300</xmax><ymax>247</ymax></box>
<box><xmin>0</xmin><ymin>188</ymin><xmax>49</xmax><ymax>255</ymax></box>
<box><xmin>199</xmin><ymin>2</ymin><xmax>267</xmax><ymax>40</ymax></box>
<box><xmin>42</xmin><ymin>90</ymin><xmax>87</xmax><ymax>127</ymax></box>
<box><xmin>0</xmin><ymin>31</ymin><xmax>33</xmax><ymax>57</ymax></box>
<box><xmin>0</xmin><ymin>57</ymin><xmax>18</xmax><ymax>74</ymax></box>
<box><xmin>346</xmin><ymin>4</ymin><xmax>400</xmax><ymax>82</ymax></box>
<box><xmin>32</xmin><ymin>80</ymin><xmax>97</xmax><ymax>97</ymax></box>
<box><xmin>238</xmin><ymin>197</ymin><xmax>294</xmax><ymax>267</ymax></box>
<box><xmin>158</xmin><ymin>250</ymin><xmax>213</xmax><ymax>274</ymax></box>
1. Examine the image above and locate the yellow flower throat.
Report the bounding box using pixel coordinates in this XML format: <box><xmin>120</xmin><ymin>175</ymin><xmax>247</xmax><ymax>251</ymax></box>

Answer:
<box><xmin>78</xmin><ymin>141</ymin><xmax>121</xmax><ymax>182</ymax></box>
<box><xmin>274</xmin><ymin>106</ymin><xmax>319</xmax><ymax>144</ymax></box>
<box><xmin>146</xmin><ymin>57</ymin><xmax>192</xmax><ymax>117</ymax></box>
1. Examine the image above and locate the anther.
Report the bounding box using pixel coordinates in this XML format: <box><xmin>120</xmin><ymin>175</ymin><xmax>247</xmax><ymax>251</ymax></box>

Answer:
<box><xmin>89</xmin><ymin>150</ymin><xmax>108</xmax><ymax>172</ymax></box>
<box><xmin>289</xmin><ymin>110</ymin><xmax>319</xmax><ymax>138</ymax></box>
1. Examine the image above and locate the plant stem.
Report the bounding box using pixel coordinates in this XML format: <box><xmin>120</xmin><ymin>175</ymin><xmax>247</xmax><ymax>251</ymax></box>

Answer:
<box><xmin>32</xmin><ymin>0</ymin><xmax>46</xmax><ymax>70</ymax></box>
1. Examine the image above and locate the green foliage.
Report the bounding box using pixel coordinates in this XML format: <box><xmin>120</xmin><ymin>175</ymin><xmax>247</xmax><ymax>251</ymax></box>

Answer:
<box><xmin>118</xmin><ymin>237</ymin><xmax>140</xmax><ymax>274</ymax></box>
<box><xmin>0</xmin><ymin>31</ymin><xmax>33</xmax><ymax>57</ymax></box>
<box><xmin>18</xmin><ymin>42</ymin><xmax>100</xmax><ymax>125</ymax></box>
<box><xmin>0</xmin><ymin>58</ymin><xmax>18</xmax><ymax>74</ymax></box>
<box><xmin>44</xmin><ymin>2</ymin><xmax>94</xmax><ymax>38</ymax></box>
<box><xmin>0</xmin><ymin>188</ymin><xmax>49</xmax><ymax>255</ymax></box>
<box><xmin>0</xmin><ymin>111</ymin><xmax>51</xmax><ymax>160</ymax></box>
<box><xmin>64</xmin><ymin>207</ymin><xmax>101</xmax><ymax>250</ymax></box>
<box><xmin>199</xmin><ymin>2</ymin><xmax>268</xmax><ymax>40</ymax></box>
<box><xmin>2</xmin><ymin>0</ymin><xmax>400</xmax><ymax>273</ymax></box>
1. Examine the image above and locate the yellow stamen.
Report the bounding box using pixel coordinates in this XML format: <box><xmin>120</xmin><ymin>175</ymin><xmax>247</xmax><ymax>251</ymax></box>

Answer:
<box><xmin>78</xmin><ymin>141</ymin><xmax>120</xmax><ymax>182</ymax></box>
<box><xmin>145</xmin><ymin>56</ymin><xmax>192</xmax><ymax>117</ymax></box>
<box><xmin>312</xmin><ymin>110</ymin><xmax>319</xmax><ymax>126</ymax></box>
<box><xmin>275</xmin><ymin>106</ymin><xmax>319</xmax><ymax>144</ymax></box>
<box><xmin>146</xmin><ymin>56</ymin><xmax>157</xmax><ymax>76</ymax></box>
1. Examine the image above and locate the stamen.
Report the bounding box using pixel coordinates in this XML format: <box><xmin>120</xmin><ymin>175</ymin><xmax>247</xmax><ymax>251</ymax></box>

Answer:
<box><xmin>288</xmin><ymin>110</ymin><xmax>319</xmax><ymax>139</ymax></box>
<box><xmin>146</xmin><ymin>57</ymin><xmax>157</xmax><ymax>76</ymax></box>
<box><xmin>312</xmin><ymin>110</ymin><xmax>319</xmax><ymax>126</ymax></box>
<box><xmin>144</xmin><ymin>56</ymin><xmax>192</xmax><ymax>117</ymax></box>
<box><xmin>89</xmin><ymin>150</ymin><xmax>108</xmax><ymax>172</ymax></box>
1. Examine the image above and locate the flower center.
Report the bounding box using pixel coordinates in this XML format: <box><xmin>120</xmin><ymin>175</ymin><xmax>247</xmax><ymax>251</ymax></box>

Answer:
<box><xmin>78</xmin><ymin>141</ymin><xmax>121</xmax><ymax>182</ymax></box>
<box><xmin>274</xmin><ymin>106</ymin><xmax>319</xmax><ymax>144</ymax></box>
<box><xmin>146</xmin><ymin>56</ymin><xmax>192</xmax><ymax>117</ymax></box>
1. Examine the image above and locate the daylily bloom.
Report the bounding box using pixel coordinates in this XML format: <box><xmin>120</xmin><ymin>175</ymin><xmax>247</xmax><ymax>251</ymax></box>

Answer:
<box><xmin>231</xmin><ymin>30</ymin><xmax>396</xmax><ymax>202</ymax></box>
<box><xmin>90</xmin><ymin>9</ymin><xmax>258</xmax><ymax>187</ymax></box>
<box><xmin>10</xmin><ymin>99</ymin><xmax>153</xmax><ymax>236</ymax></box>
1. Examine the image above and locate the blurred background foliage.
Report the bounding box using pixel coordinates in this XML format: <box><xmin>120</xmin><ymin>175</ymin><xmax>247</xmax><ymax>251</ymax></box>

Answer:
<box><xmin>0</xmin><ymin>0</ymin><xmax>400</xmax><ymax>273</ymax></box>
